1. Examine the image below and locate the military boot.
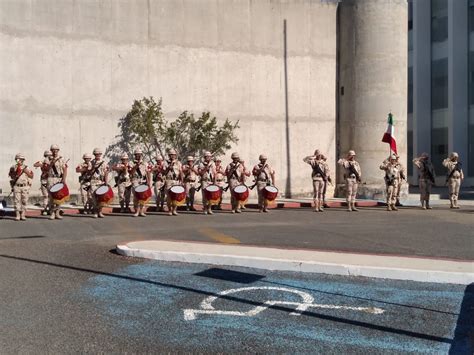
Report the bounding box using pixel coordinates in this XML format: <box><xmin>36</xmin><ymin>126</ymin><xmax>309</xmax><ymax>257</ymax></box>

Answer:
<box><xmin>391</xmin><ymin>204</ymin><xmax>398</xmax><ymax>211</ymax></box>
<box><xmin>347</xmin><ymin>201</ymin><xmax>352</xmax><ymax>212</ymax></box>
<box><xmin>426</xmin><ymin>201</ymin><xmax>432</xmax><ymax>209</ymax></box>
<box><xmin>351</xmin><ymin>202</ymin><xmax>359</xmax><ymax>212</ymax></box>
<box><xmin>20</xmin><ymin>211</ymin><xmax>26</xmax><ymax>220</ymax></box>
<box><xmin>15</xmin><ymin>211</ymin><xmax>20</xmax><ymax>221</ymax></box>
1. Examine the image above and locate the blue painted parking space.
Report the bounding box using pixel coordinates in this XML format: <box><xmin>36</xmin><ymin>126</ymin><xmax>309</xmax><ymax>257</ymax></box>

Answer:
<box><xmin>81</xmin><ymin>261</ymin><xmax>473</xmax><ymax>353</ymax></box>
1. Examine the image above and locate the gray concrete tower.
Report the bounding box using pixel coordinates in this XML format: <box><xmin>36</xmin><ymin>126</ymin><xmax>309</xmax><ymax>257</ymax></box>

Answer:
<box><xmin>338</xmin><ymin>0</ymin><xmax>408</xmax><ymax>198</ymax></box>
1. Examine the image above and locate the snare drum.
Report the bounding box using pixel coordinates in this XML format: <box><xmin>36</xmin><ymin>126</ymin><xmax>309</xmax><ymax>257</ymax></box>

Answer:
<box><xmin>203</xmin><ymin>184</ymin><xmax>222</xmax><ymax>205</ymax></box>
<box><xmin>49</xmin><ymin>183</ymin><xmax>70</xmax><ymax>205</ymax></box>
<box><xmin>168</xmin><ymin>185</ymin><xmax>186</xmax><ymax>206</ymax></box>
<box><xmin>133</xmin><ymin>184</ymin><xmax>152</xmax><ymax>205</ymax></box>
<box><xmin>232</xmin><ymin>184</ymin><xmax>249</xmax><ymax>203</ymax></box>
<box><xmin>262</xmin><ymin>185</ymin><xmax>278</xmax><ymax>203</ymax></box>
<box><xmin>95</xmin><ymin>185</ymin><xmax>114</xmax><ymax>207</ymax></box>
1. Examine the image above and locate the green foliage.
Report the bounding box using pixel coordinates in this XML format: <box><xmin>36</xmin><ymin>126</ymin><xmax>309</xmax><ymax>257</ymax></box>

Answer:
<box><xmin>106</xmin><ymin>97</ymin><xmax>239</xmax><ymax>163</ymax></box>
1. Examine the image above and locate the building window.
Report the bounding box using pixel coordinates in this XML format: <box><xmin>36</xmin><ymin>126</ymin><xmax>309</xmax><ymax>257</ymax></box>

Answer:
<box><xmin>431</xmin><ymin>0</ymin><xmax>448</xmax><ymax>43</ymax></box>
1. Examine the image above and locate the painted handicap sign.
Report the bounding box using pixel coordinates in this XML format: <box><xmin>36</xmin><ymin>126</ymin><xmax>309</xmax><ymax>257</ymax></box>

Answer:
<box><xmin>183</xmin><ymin>286</ymin><xmax>384</xmax><ymax>321</ymax></box>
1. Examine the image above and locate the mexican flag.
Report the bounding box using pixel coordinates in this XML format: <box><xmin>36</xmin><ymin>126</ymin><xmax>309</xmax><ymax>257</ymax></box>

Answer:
<box><xmin>381</xmin><ymin>112</ymin><xmax>397</xmax><ymax>154</ymax></box>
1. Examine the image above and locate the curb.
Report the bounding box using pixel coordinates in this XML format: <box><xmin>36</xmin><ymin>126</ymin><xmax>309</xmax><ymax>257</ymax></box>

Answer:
<box><xmin>116</xmin><ymin>241</ymin><xmax>474</xmax><ymax>285</ymax></box>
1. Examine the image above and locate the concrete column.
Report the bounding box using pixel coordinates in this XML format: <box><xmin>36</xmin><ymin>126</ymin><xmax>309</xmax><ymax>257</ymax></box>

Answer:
<box><xmin>448</xmin><ymin>0</ymin><xmax>469</xmax><ymax>171</ymax></box>
<box><xmin>412</xmin><ymin>0</ymin><xmax>431</xmax><ymax>184</ymax></box>
<box><xmin>338</xmin><ymin>0</ymin><xmax>407</xmax><ymax>198</ymax></box>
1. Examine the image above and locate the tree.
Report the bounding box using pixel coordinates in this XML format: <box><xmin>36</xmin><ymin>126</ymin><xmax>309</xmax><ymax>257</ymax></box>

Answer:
<box><xmin>106</xmin><ymin>97</ymin><xmax>239</xmax><ymax>163</ymax></box>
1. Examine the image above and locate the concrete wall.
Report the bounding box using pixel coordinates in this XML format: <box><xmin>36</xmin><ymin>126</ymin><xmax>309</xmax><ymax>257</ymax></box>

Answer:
<box><xmin>338</xmin><ymin>0</ymin><xmax>408</xmax><ymax>198</ymax></box>
<box><xmin>0</xmin><ymin>0</ymin><xmax>338</xmax><ymax>198</ymax></box>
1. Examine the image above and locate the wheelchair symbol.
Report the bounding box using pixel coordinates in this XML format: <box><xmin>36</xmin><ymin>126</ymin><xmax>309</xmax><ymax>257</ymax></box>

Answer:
<box><xmin>183</xmin><ymin>286</ymin><xmax>384</xmax><ymax>321</ymax></box>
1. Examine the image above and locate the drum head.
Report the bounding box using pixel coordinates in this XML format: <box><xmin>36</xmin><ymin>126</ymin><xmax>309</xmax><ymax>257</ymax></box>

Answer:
<box><xmin>264</xmin><ymin>186</ymin><xmax>278</xmax><ymax>193</ymax></box>
<box><xmin>95</xmin><ymin>185</ymin><xmax>109</xmax><ymax>195</ymax></box>
<box><xmin>134</xmin><ymin>184</ymin><xmax>149</xmax><ymax>193</ymax></box>
<box><xmin>205</xmin><ymin>185</ymin><xmax>219</xmax><ymax>192</ymax></box>
<box><xmin>50</xmin><ymin>183</ymin><xmax>64</xmax><ymax>193</ymax></box>
<box><xmin>170</xmin><ymin>185</ymin><xmax>185</xmax><ymax>193</ymax></box>
<box><xmin>234</xmin><ymin>185</ymin><xmax>248</xmax><ymax>193</ymax></box>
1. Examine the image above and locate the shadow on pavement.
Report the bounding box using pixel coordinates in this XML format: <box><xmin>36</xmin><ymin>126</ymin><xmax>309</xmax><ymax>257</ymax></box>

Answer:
<box><xmin>449</xmin><ymin>283</ymin><xmax>474</xmax><ymax>354</ymax></box>
<box><xmin>0</xmin><ymin>254</ymin><xmax>457</xmax><ymax>345</ymax></box>
<box><xmin>0</xmin><ymin>235</ymin><xmax>47</xmax><ymax>240</ymax></box>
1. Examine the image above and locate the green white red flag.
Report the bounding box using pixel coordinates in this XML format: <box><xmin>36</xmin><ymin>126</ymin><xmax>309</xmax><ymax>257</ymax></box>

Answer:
<box><xmin>381</xmin><ymin>112</ymin><xmax>397</xmax><ymax>154</ymax></box>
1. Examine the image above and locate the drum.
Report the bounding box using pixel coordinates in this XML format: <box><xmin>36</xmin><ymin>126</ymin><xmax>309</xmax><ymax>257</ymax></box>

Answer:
<box><xmin>133</xmin><ymin>184</ymin><xmax>152</xmax><ymax>205</ymax></box>
<box><xmin>168</xmin><ymin>185</ymin><xmax>186</xmax><ymax>206</ymax></box>
<box><xmin>95</xmin><ymin>185</ymin><xmax>114</xmax><ymax>207</ymax></box>
<box><xmin>49</xmin><ymin>183</ymin><xmax>70</xmax><ymax>205</ymax></box>
<box><xmin>232</xmin><ymin>184</ymin><xmax>249</xmax><ymax>203</ymax></box>
<box><xmin>262</xmin><ymin>185</ymin><xmax>278</xmax><ymax>204</ymax></box>
<box><xmin>203</xmin><ymin>184</ymin><xmax>222</xmax><ymax>205</ymax></box>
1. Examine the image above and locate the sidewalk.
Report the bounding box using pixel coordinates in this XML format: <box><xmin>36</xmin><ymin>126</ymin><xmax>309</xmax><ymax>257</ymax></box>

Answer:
<box><xmin>116</xmin><ymin>240</ymin><xmax>474</xmax><ymax>285</ymax></box>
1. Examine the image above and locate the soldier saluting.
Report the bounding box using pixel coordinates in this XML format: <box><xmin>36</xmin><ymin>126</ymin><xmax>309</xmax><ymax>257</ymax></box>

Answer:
<box><xmin>8</xmin><ymin>153</ymin><xmax>34</xmax><ymax>221</ymax></box>
<box><xmin>47</xmin><ymin>144</ymin><xmax>68</xmax><ymax>220</ymax></box>
<box><xmin>75</xmin><ymin>153</ymin><xmax>93</xmax><ymax>214</ymax></box>
<box><xmin>413</xmin><ymin>152</ymin><xmax>435</xmax><ymax>210</ymax></box>
<box><xmin>252</xmin><ymin>154</ymin><xmax>275</xmax><ymax>213</ymax></box>
<box><xmin>112</xmin><ymin>153</ymin><xmax>132</xmax><ymax>213</ymax></box>
<box><xmin>33</xmin><ymin>150</ymin><xmax>52</xmax><ymax>216</ymax></box>
<box><xmin>380</xmin><ymin>154</ymin><xmax>401</xmax><ymax>211</ymax></box>
<box><xmin>303</xmin><ymin>150</ymin><xmax>331</xmax><ymax>212</ymax></box>
<box><xmin>443</xmin><ymin>152</ymin><xmax>464</xmax><ymax>209</ymax></box>
<box><xmin>338</xmin><ymin>150</ymin><xmax>361</xmax><ymax>212</ymax></box>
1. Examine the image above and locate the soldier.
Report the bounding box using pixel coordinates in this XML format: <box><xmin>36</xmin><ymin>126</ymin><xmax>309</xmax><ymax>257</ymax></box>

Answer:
<box><xmin>395</xmin><ymin>154</ymin><xmax>407</xmax><ymax>206</ymax></box>
<box><xmin>33</xmin><ymin>150</ymin><xmax>52</xmax><ymax>215</ymax></box>
<box><xmin>150</xmin><ymin>155</ymin><xmax>165</xmax><ymax>212</ymax></box>
<box><xmin>225</xmin><ymin>152</ymin><xmax>249</xmax><ymax>213</ymax></box>
<box><xmin>198</xmin><ymin>151</ymin><xmax>216</xmax><ymax>215</ymax></box>
<box><xmin>8</xmin><ymin>153</ymin><xmax>34</xmax><ymax>221</ymax></box>
<box><xmin>379</xmin><ymin>154</ymin><xmax>401</xmax><ymax>211</ymax></box>
<box><xmin>163</xmin><ymin>149</ymin><xmax>183</xmax><ymax>216</ymax></box>
<box><xmin>413</xmin><ymin>153</ymin><xmax>436</xmax><ymax>210</ymax></box>
<box><xmin>130</xmin><ymin>148</ymin><xmax>151</xmax><ymax>217</ymax></box>
<box><xmin>47</xmin><ymin>144</ymin><xmax>68</xmax><ymax>220</ymax></box>
<box><xmin>112</xmin><ymin>153</ymin><xmax>132</xmax><ymax>213</ymax></box>
<box><xmin>337</xmin><ymin>150</ymin><xmax>362</xmax><ymax>212</ymax></box>
<box><xmin>214</xmin><ymin>157</ymin><xmax>226</xmax><ymax>210</ymax></box>
<box><xmin>89</xmin><ymin>148</ymin><xmax>109</xmax><ymax>218</ymax></box>
<box><xmin>182</xmin><ymin>156</ymin><xmax>199</xmax><ymax>211</ymax></box>
<box><xmin>303</xmin><ymin>150</ymin><xmax>330</xmax><ymax>212</ymax></box>
<box><xmin>321</xmin><ymin>154</ymin><xmax>331</xmax><ymax>207</ymax></box>
<box><xmin>252</xmin><ymin>154</ymin><xmax>275</xmax><ymax>213</ymax></box>
<box><xmin>443</xmin><ymin>152</ymin><xmax>464</xmax><ymax>209</ymax></box>
<box><xmin>75</xmin><ymin>153</ymin><xmax>93</xmax><ymax>214</ymax></box>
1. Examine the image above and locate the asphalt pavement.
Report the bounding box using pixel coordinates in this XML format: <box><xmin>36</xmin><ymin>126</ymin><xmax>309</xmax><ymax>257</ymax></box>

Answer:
<box><xmin>0</xmin><ymin>206</ymin><xmax>473</xmax><ymax>353</ymax></box>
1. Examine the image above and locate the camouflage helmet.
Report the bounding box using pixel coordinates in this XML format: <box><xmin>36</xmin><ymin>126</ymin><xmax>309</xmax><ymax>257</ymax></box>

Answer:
<box><xmin>83</xmin><ymin>153</ymin><xmax>92</xmax><ymax>159</ymax></box>
<box><xmin>168</xmin><ymin>148</ymin><xmax>177</xmax><ymax>155</ymax></box>
<box><xmin>186</xmin><ymin>155</ymin><xmax>194</xmax><ymax>161</ymax></box>
<box><xmin>155</xmin><ymin>155</ymin><xmax>163</xmax><ymax>161</ymax></box>
<box><xmin>134</xmin><ymin>148</ymin><xmax>143</xmax><ymax>155</ymax></box>
<box><xmin>120</xmin><ymin>153</ymin><xmax>129</xmax><ymax>160</ymax></box>
<box><xmin>204</xmin><ymin>151</ymin><xmax>212</xmax><ymax>157</ymax></box>
<box><xmin>450</xmin><ymin>152</ymin><xmax>459</xmax><ymax>159</ymax></box>
<box><xmin>92</xmin><ymin>147</ymin><xmax>102</xmax><ymax>155</ymax></box>
<box><xmin>15</xmin><ymin>153</ymin><xmax>25</xmax><ymax>160</ymax></box>
<box><xmin>44</xmin><ymin>150</ymin><xmax>52</xmax><ymax>157</ymax></box>
<box><xmin>259</xmin><ymin>154</ymin><xmax>267</xmax><ymax>160</ymax></box>
<box><xmin>50</xmin><ymin>144</ymin><xmax>60</xmax><ymax>150</ymax></box>
<box><xmin>231</xmin><ymin>152</ymin><xmax>240</xmax><ymax>159</ymax></box>
<box><xmin>348</xmin><ymin>150</ymin><xmax>356</xmax><ymax>156</ymax></box>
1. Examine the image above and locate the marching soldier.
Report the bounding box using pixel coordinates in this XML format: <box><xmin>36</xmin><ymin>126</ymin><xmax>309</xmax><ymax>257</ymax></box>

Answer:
<box><xmin>47</xmin><ymin>144</ymin><xmax>68</xmax><ymax>220</ymax></box>
<box><xmin>443</xmin><ymin>152</ymin><xmax>464</xmax><ymax>209</ymax></box>
<box><xmin>395</xmin><ymin>154</ymin><xmax>407</xmax><ymax>206</ymax></box>
<box><xmin>214</xmin><ymin>157</ymin><xmax>226</xmax><ymax>210</ymax></box>
<box><xmin>130</xmin><ymin>148</ymin><xmax>151</xmax><ymax>217</ymax></box>
<box><xmin>198</xmin><ymin>151</ymin><xmax>216</xmax><ymax>215</ymax></box>
<box><xmin>163</xmin><ymin>149</ymin><xmax>183</xmax><ymax>216</ymax></box>
<box><xmin>112</xmin><ymin>153</ymin><xmax>132</xmax><ymax>213</ymax></box>
<box><xmin>89</xmin><ymin>148</ymin><xmax>109</xmax><ymax>218</ymax></box>
<box><xmin>33</xmin><ymin>150</ymin><xmax>52</xmax><ymax>215</ymax></box>
<box><xmin>413</xmin><ymin>153</ymin><xmax>436</xmax><ymax>210</ymax></box>
<box><xmin>337</xmin><ymin>150</ymin><xmax>361</xmax><ymax>212</ymax></box>
<box><xmin>303</xmin><ymin>150</ymin><xmax>330</xmax><ymax>212</ymax></box>
<box><xmin>182</xmin><ymin>156</ymin><xmax>199</xmax><ymax>211</ymax></box>
<box><xmin>151</xmin><ymin>155</ymin><xmax>165</xmax><ymax>212</ymax></box>
<box><xmin>252</xmin><ymin>154</ymin><xmax>275</xmax><ymax>213</ymax></box>
<box><xmin>75</xmin><ymin>153</ymin><xmax>93</xmax><ymax>214</ymax></box>
<box><xmin>379</xmin><ymin>154</ymin><xmax>401</xmax><ymax>211</ymax></box>
<box><xmin>225</xmin><ymin>152</ymin><xmax>249</xmax><ymax>213</ymax></box>
<box><xmin>8</xmin><ymin>153</ymin><xmax>34</xmax><ymax>221</ymax></box>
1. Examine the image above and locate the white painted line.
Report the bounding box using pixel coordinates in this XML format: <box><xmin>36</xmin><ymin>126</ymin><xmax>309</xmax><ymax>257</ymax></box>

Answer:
<box><xmin>182</xmin><ymin>286</ymin><xmax>384</xmax><ymax>321</ymax></box>
<box><xmin>116</xmin><ymin>241</ymin><xmax>474</xmax><ymax>285</ymax></box>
